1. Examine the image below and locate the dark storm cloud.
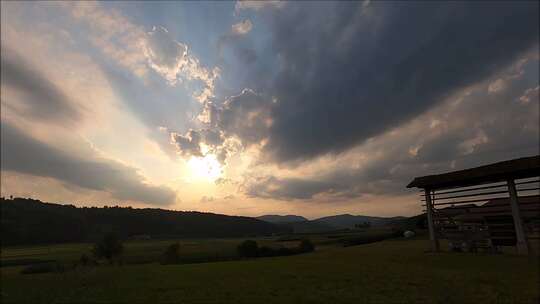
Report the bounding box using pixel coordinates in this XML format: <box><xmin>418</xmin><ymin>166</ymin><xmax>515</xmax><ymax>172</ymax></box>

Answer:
<box><xmin>1</xmin><ymin>122</ymin><xmax>176</xmax><ymax>205</ymax></box>
<box><xmin>241</xmin><ymin>1</ymin><xmax>539</xmax><ymax>163</ymax></box>
<box><xmin>217</xmin><ymin>89</ymin><xmax>271</xmax><ymax>144</ymax></box>
<box><xmin>243</xmin><ymin>54</ymin><xmax>540</xmax><ymax>200</ymax></box>
<box><xmin>245</xmin><ymin>176</ymin><xmax>339</xmax><ymax>200</ymax></box>
<box><xmin>0</xmin><ymin>48</ymin><xmax>81</xmax><ymax>124</ymax></box>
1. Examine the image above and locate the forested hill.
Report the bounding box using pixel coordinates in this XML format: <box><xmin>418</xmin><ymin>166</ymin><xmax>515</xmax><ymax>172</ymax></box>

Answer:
<box><xmin>0</xmin><ymin>197</ymin><xmax>288</xmax><ymax>246</ymax></box>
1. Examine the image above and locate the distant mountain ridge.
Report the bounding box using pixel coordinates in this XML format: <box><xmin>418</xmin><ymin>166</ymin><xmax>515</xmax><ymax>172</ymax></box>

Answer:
<box><xmin>255</xmin><ymin>215</ymin><xmax>331</xmax><ymax>233</ymax></box>
<box><xmin>256</xmin><ymin>213</ymin><xmax>407</xmax><ymax>233</ymax></box>
<box><xmin>313</xmin><ymin>214</ymin><xmax>406</xmax><ymax>229</ymax></box>
<box><xmin>256</xmin><ymin>215</ymin><xmax>308</xmax><ymax>224</ymax></box>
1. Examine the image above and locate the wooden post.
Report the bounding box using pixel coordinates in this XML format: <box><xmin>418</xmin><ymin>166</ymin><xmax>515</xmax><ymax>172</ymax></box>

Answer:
<box><xmin>506</xmin><ymin>179</ymin><xmax>529</xmax><ymax>255</ymax></box>
<box><xmin>424</xmin><ymin>188</ymin><xmax>440</xmax><ymax>252</ymax></box>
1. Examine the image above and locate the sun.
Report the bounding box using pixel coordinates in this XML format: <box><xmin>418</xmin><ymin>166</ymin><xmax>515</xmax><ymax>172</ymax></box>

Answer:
<box><xmin>187</xmin><ymin>154</ymin><xmax>222</xmax><ymax>182</ymax></box>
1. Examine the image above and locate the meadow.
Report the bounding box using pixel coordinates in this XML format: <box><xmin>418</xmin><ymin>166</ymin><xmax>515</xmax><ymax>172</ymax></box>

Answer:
<box><xmin>1</xmin><ymin>235</ymin><xmax>538</xmax><ymax>303</ymax></box>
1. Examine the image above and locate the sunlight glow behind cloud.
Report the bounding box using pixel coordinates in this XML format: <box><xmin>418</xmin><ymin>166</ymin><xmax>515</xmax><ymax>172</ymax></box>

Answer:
<box><xmin>187</xmin><ymin>154</ymin><xmax>223</xmax><ymax>182</ymax></box>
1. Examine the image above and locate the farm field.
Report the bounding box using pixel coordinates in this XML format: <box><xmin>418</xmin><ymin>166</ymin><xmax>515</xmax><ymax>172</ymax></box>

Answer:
<box><xmin>1</xmin><ymin>238</ymin><xmax>538</xmax><ymax>304</ymax></box>
<box><xmin>1</xmin><ymin>238</ymin><xmax>245</xmax><ymax>266</ymax></box>
<box><xmin>0</xmin><ymin>229</ymin><xmax>394</xmax><ymax>267</ymax></box>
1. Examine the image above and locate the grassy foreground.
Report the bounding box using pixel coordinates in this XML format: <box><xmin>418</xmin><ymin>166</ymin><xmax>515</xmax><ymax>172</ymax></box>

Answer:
<box><xmin>1</xmin><ymin>239</ymin><xmax>538</xmax><ymax>304</ymax></box>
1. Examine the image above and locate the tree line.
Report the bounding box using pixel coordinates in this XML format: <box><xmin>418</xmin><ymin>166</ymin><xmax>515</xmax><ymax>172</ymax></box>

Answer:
<box><xmin>1</xmin><ymin>197</ymin><xmax>288</xmax><ymax>246</ymax></box>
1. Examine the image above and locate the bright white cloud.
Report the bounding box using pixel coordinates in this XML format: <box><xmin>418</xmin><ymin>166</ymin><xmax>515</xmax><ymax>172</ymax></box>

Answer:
<box><xmin>231</xmin><ymin>19</ymin><xmax>253</xmax><ymax>35</ymax></box>
<box><xmin>61</xmin><ymin>2</ymin><xmax>219</xmax><ymax>103</ymax></box>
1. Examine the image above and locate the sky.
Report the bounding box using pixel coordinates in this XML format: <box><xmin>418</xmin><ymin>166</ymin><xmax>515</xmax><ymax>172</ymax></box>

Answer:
<box><xmin>1</xmin><ymin>1</ymin><xmax>538</xmax><ymax>219</ymax></box>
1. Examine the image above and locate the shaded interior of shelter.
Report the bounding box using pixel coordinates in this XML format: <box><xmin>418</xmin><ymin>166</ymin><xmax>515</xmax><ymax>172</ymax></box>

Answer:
<box><xmin>408</xmin><ymin>155</ymin><xmax>540</xmax><ymax>254</ymax></box>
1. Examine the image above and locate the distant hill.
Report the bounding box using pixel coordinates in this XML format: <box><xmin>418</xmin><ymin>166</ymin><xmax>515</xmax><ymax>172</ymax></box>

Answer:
<box><xmin>257</xmin><ymin>215</ymin><xmax>333</xmax><ymax>233</ymax></box>
<box><xmin>313</xmin><ymin>214</ymin><xmax>407</xmax><ymax>229</ymax></box>
<box><xmin>256</xmin><ymin>214</ymin><xmax>308</xmax><ymax>224</ymax></box>
<box><xmin>0</xmin><ymin>197</ymin><xmax>288</xmax><ymax>246</ymax></box>
<box><xmin>257</xmin><ymin>213</ymin><xmax>409</xmax><ymax>233</ymax></box>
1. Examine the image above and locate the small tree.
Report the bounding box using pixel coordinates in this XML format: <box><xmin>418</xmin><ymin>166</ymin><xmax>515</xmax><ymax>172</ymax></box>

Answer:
<box><xmin>237</xmin><ymin>240</ymin><xmax>258</xmax><ymax>258</ymax></box>
<box><xmin>93</xmin><ymin>232</ymin><xmax>123</xmax><ymax>264</ymax></box>
<box><xmin>161</xmin><ymin>242</ymin><xmax>181</xmax><ymax>264</ymax></box>
<box><xmin>299</xmin><ymin>239</ymin><xmax>315</xmax><ymax>253</ymax></box>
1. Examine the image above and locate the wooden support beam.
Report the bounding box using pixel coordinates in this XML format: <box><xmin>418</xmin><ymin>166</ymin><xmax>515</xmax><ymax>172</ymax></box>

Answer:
<box><xmin>424</xmin><ymin>188</ymin><xmax>440</xmax><ymax>252</ymax></box>
<box><xmin>506</xmin><ymin>179</ymin><xmax>529</xmax><ymax>255</ymax></box>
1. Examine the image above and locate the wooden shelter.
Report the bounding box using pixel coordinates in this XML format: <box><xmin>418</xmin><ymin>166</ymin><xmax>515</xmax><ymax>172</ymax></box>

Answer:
<box><xmin>407</xmin><ymin>155</ymin><xmax>540</xmax><ymax>255</ymax></box>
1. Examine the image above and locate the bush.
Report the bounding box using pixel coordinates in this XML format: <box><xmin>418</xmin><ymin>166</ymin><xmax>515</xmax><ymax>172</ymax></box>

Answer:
<box><xmin>93</xmin><ymin>232</ymin><xmax>123</xmax><ymax>264</ymax></box>
<box><xmin>161</xmin><ymin>242</ymin><xmax>181</xmax><ymax>264</ymax></box>
<box><xmin>299</xmin><ymin>239</ymin><xmax>315</xmax><ymax>253</ymax></box>
<box><xmin>237</xmin><ymin>240</ymin><xmax>259</xmax><ymax>258</ymax></box>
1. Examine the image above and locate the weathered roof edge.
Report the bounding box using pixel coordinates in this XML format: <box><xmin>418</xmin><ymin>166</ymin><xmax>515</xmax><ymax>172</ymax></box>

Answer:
<box><xmin>407</xmin><ymin>155</ymin><xmax>540</xmax><ymax>189</ymax></box>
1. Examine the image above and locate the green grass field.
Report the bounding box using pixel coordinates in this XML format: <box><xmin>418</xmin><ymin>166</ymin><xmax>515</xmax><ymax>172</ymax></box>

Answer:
<box><xmin>1</xmin><ymin>238</ymin><xmax>538</xmax><ymax>304</ymax></box>
<box><xmin>0</xmin><ymin>229</ymin><xmax>393</xmax><ymax>266</ymax></box>
<box><xmin>1</xmin><ymin>238</ymin><xmax>245</xmax><ymax>266</ymax></box>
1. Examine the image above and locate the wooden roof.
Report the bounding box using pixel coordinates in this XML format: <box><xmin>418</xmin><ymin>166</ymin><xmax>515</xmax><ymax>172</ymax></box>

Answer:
<box><xmin>407</xmin><ymin>155</ymin><xmax>540</xmax><ymax>190</ymax></box>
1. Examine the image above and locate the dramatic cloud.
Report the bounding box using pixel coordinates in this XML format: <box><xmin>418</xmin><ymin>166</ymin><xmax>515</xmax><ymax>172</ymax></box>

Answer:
<box><xmin>0</xmin><ymin>48</ymin><xmax>81</xmax><ymax>125</ymax></box>
<box><xmin>230</xmin><ymin>1</ymin><xmax>539</xmax><ymax>163</ymax></box>
<box><xmin>62</xmin><ymin>2</ymin><xmax>219</xmax><ymax>103</ymax></box>
<box><xmin>144</xmin><ymin>26</ymin><xmax>220</xmax><ymax>101</ymax></box>
<box><xmin>180</xmin><ymin>2</ymin><xmax>539</xmax><ymax>170</ymax></box>
<box><xmin>244</xmin><ymin>176</ymin><xmax>339</xmax><ymax>201</ymax></box>
<box><xmin>144</xmin><ymin>26</ymin><xmax>189</xmax><ymax>84</ymax></box>
<box><xmin>216</xmin><ymin>89</ymin><xmax>272</xmax><ymax>145</ymax></box>
<box><xmin>242</xmin><ymin>54</ymin><xmax>540</xmax><ymax>200</ymax></box>
<box><xmin>172</xmin><ymin>89</ymin><xmax>271</xmax><ymax>161</ymax></box>
<box><xmin>1</xmin><ymin>121</ymin><xmax>176</xmax><ymax>205</ymax></box>
<box><xmin>1</xmin><ymin>1</ymin><xmax>538</xmax><ymax>217</ymax></box>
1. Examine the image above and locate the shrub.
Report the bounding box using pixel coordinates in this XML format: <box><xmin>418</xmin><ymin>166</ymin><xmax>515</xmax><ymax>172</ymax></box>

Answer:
<box><xmin>92</xmin><ymin>232</ymin><xmax>123</xmax><ymax>264</ymax></box>
<box><xmin>237</xmin><ymin>240</ymin><xmax>259</xmax><ymax>258</ymax></box>
<box><xmin>299</xmin><ymin>239</ymin><xmax>315</xmax><ymax>253</ymax></box>
<box><xmin>161</xmin><ymin>242</ymin><xmax>181</xmax><ymax>264</ymax></box>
